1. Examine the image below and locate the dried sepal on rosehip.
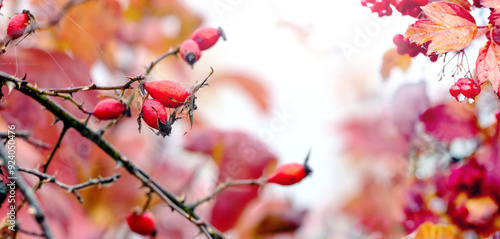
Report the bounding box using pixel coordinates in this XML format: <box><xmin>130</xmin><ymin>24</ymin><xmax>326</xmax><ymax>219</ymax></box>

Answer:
<box><xmin>141</xmin><ymin>98</ymin><xmax>171</xmax><ymax>137</ymax></box>
<box><xmin>126</xmin><ymin>211</ymin><xmax>156</xmax><ymax>237</ymax></box>
<box><xmin>143</xmin><ymin>80</ymin><xmax>191</xmax><ymax>108</ymax></box>
<box><xmin>92</xmin><ymin>98</ymin><xmax>129</xmax><ymax>120</ymax></box>
<box><xmin>267</xmin><ymin>150</ymin><xmax>312</xmax><ymax>186</ymax></box>
<box><xmin>178</xmin><ymin>67</ymin><xmax>213</xmax><ymax>134</ymax></box>
<box><xmin>179</xmin><ymin>39</ymin><xmax>201</xmax><ymax>67</ymax></box>
<box><xmin>191</xmin><ymin>26</ymin><xmax>226</xmax><ymax>51</ymax></box>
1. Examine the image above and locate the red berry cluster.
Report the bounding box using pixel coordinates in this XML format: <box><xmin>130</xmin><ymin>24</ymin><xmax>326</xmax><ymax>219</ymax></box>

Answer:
<box><xmin>449</xmin><ymin>78</ymin><xmax>481</xmax><ymax>102</ymax></box>
<box><xmin>361</xmin><ymin>0</ymin><xmax>393</xmax><ymax>17</ymax></box>
<box><xmin>393</xmin><ymin>34</ymin><xmax>439</xmax><ymax>62</ymax></box>
<box><xmin>361</xmin><ymin>0</ymin><xmax>428</xmax><ymax>18</ymax></box>
<box><xmin>392</xmin><ymin>0</ymin><xmax>428</xmax><ymax>18</ymax></box>
<box><xmin>179</xmin><ymin>27</ymin><xmax>226</xmax><ymax>67</ymax></box>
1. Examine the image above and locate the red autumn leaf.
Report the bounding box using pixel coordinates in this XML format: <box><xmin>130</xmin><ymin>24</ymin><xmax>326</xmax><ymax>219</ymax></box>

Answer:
<box><xmin>445</xmin><ymin>0</ymin><xmax>472</xmax><ymax>11</ymax></box>
<box><xmin>405</xmin><ymin>2</ymin><xmax>477</xmax><ymax>54</ymax></box>
<box><xmin>183</xmin><ymin>129</ymin><xmax>277</xmax><ymax>232</ymax></box>
<box><xmin>420</xmin><ymin>103</ymin><xmax>480</xmax><ymax>143</ymax></box>
<box><xmin>476</xmin><ymin>41</ymin><xmax>500</xmax><ymax>93</ymax></box>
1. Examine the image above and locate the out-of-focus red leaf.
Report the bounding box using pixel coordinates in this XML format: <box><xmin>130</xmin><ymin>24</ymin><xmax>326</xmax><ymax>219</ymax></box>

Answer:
<box><xmin>476</xmin><ymin>41</ymin><xmax>500</xmax><ymax>93</ymax></box>
<box><xmin>405</xmin><ymin>2</ymin><xmax>477</xmax><ymax>54</ymax></box>
<box><xmin>420</xmin><ymin>103</ymin><xmax>480</xmax><ymax>143</ymax></box>
<box><xmin>342</xmin><ymin>176</ymin><xmax>406</xmax><ymax>237</ymax></box>
<box><xmin>214</xmin><ymin>72</ymin><xmax>271</xmax><ymax>114</ymax></box>
<box><xmin>340</xmin><ymin>113</ymin><xmax>410</xmax><ymax>157</ymax></box>
<box><xmin>234</xmin><ymin>199</ymin><xmax>305</xmax><ymax>239</ymax></box>
<box><xmin>381</xmin><ymin>48</ymin><xmax>412</xmax><ymax>80</ymax></box>
<box><xmin>390</xmin><ymin>82</ymin><xmax>429</xmax><ymax>139</ymax></box>
<box><xmin>183</xmin><ymin>129</ymin><xmax>277</xmax><ymax>232</ymax></box>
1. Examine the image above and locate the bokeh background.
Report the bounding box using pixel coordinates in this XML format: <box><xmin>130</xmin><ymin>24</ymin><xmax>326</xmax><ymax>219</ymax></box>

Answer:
<box><xmin>0</xmin><ymin>0</ymin><xmax>492</xmax><ymax>238</ymax></box>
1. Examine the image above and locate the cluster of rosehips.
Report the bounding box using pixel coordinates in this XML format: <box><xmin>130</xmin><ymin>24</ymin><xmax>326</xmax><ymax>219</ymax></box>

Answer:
<box><xmin>92</xmin><ymin>27</ymin><xmax>224</xmax><ymax>136</ymax></box>
<box><xmin>393</xmin><ymin>34</ymin><xmax>438</xmax><ymax>62</ymax></box>
<box><xmin>2</xmin><ymin>10</ymin><xmax>32</xmax><ymax>50</ymax></box>
<box><xmin>179</xmin><ymin>27</ymin><xmax>226</xmax><ymax>67</ymax></box>
<box><xmin>92</xmin><ymin>79</ymin><xmax>195</xmax><ymax>137</ymax></box>
<box><xmin>449</xmin><ymin>77</ymin><xmax>481</xmax><ymax>102</ymax></box>
<box><xmin>361</xmin><ymin>0</ymin><xmax>428</xmax><ymax>18</ymax></box>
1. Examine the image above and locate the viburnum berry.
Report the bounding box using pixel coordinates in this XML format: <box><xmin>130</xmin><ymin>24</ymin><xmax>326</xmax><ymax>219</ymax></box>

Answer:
<box><xmin>267</xmin><ymin>151</ymin><xmax>312</xmax><ymax>186</ymax></box>
<box><xmin>126</xmin><ymin>211</ymin><xmax>156</xmax><ymax>236</ymax></box>
<box><xmin>141</xmin><ymin>98</ymin><xmax>168</xmax><ymax>130</ymax></box>
<box><xmin>393</xmin><ymin>34</ymin><xmax>438</xmax><ymax>62</ymax></box>
<box><xmin>450</xmin><ymin>78</ymin><xmax>481</xmax><ymax>103</ymax></box>
<box><xmin>191</xmin><ymin>26</ymin><xmax>226</xmax><ymax>51</ymax></box>
<box><xmin>361</xmin><ymin>0</ymin><xmax>393</xmax><ymax>17</ymax></box>
<box><xmin>143</xmin><ymin>80</ymin><xmax>191</xmax><ymax>108</ymax></box>
<box><xmin>92</xmin><ymin>99</ymin><xmax>129</xmax><ymax>120</ymax></box>
<box><xmin>179</xmin><ymin>39</ymin><xmax>201</xmax><ymax>67</ymax></box>
<box><xmin>392</xmin><ymin>0</ymin><xmax>428</xmax><ymax>18</ymax></box>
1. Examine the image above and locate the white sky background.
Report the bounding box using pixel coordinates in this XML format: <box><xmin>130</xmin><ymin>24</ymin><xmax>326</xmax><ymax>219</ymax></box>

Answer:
<box><xmin>179</xmin><ymin>0</ymin><xmax>421</xmax><ymax>209</ymax></box>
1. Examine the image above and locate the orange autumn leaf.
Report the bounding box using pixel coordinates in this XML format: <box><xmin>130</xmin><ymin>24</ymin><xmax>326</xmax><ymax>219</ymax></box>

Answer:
<box><xmin>405</xmin><ymin>2</ymin><xmax>477</xmax><ymax>54</ymax></box>
<box><xmin>381</xmin><ymin>48</ymin><xmax>411</xmax><ymax>80</ymax></box>
<box><xmin>413</xmin><ymin>222</ymin><xmax>462</xmax><ymax>239</ymax></box>
<box><xmin>476</xmin><ymin>41</ymin><xmax>500</xmax><ymax>93</ymax></box>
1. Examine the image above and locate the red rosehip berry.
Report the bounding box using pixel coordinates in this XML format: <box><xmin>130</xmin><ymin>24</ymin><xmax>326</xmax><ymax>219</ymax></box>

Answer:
<box><xmin>141</xmin><ymin>98</ymin><xmax>168</xmax><ymax>130</ymax></box>
<box><xmin>143</xmin><ymin>80</ymin><xmax>191</xmax><ymax>108</ymax></box>
<box><xmin>267</xmin><ymin>151</ymin><xmax>312</xmax><ymax>186</ymax></box>
<box><xmin>179</xmin><ymin>39</ymin><xmax>201</xmax><ymax>66</ymax></box>
<box><xmin>7</xmin><ymin>11</ymin><xmax>30</xmax><ymax>41</ymax></box>
<box><xmin>126</xmin><ymin>211</ymin><xmax>156</xmax><ymax>236</ymax></box>
<box><xmin>191</xmin><ymin>26</ymin><xmax>226</xmax><ymax>51</ymax></box>
<box><xmin>92</xmin><ymin>99</ymin><xmax>128</xmax><ymax>120</ymax></box>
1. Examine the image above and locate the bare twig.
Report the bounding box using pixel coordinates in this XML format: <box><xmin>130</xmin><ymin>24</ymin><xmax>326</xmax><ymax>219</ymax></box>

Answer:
<box><xmin>18</xmin><ymin>167</ymin><xmax>120</xmax><ymax>203</ymax></box>
<box><xmin>42</xmin><ymin>75</ymin><xmax>145</xmax><ymax>96</ymax></box>
<box><xmin>0</xmin><ymin>131</ymin><xmax>51</xmax><ymax>149</ymax></box>
<box><xmin>42</xmin><ymin>126</ymin><xmax>68</xmax><ymax>173</ymax></box>
<box><xmin>145</xmin><ymin>48</ymin><xmax>180</xmax><ymax>75</ymax></box>
<box><xmin>189</xmin><ymin>178</ymin><xmax>265</xmax><ymax>210</ymax></box>
<box><xmin>0</xmin><ymin>145</ymin><xmax>54</xmax><ymax>239</ymax></box>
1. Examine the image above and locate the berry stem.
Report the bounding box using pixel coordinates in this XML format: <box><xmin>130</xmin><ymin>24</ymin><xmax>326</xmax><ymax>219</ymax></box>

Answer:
<box><xmin>145</xmin><ymin>47</ymin><xmax>180</xmax><ymax>75</ymax></box>
<box><xmin>188</xmin><ymin>178</ymin><xmax>266</xmax><ymax>211</ymax></box>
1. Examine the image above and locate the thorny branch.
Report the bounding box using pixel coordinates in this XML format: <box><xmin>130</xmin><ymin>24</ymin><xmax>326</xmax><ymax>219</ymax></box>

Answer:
<box><xmin>18</xmin><ymin>167</ymin><xmax>120</xmax><ymax>203</ymax></box>
<box><xmin>0</xmin><ymin>71</ymin><xmax>224</xmax><ymax>239</ymax></box>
